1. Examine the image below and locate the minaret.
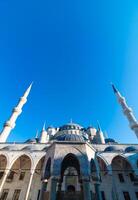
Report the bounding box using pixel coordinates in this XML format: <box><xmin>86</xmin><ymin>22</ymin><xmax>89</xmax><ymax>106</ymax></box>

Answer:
<box><xmin>96</xmin><ymin>122</ymin><xmax>105</xmax><ymax>144</ymax></box>
<box><xmin>39</xmin><ymin>123</ymin><xmax>49</xmax><ymax>143</ymax></box>
<box><xmin>0</xmin><ymin>83</ymin><xmax>33</xmax><ymax>143</ymax></box>
<box><xmin>112</xmin><ymin>84</ymin><xmax>138</xmax><ymax>139</ymax></box>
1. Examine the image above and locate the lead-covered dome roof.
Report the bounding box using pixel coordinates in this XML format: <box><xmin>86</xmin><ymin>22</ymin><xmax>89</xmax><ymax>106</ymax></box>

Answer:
<box><xmin>53</xmin><ymin>122</ymin><xmax>85</xmax><ymax>142</ymax></box>
<box><xmin>55</xmin><ymin>133</ymin><xmax>85</xmax><ymax>142</ymax></box>
<box><xmin>59</xmin><ymin>123</ymin><xmax>83</xmax><ymax>131</ymax></box>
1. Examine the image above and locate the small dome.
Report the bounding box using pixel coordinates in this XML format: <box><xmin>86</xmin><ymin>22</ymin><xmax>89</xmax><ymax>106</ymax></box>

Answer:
<box><xmin>105</xmin><ymin>138</ymin><xmax>117</xmax><ymax>144</ymax></box>
<box><xmin>54</xmin><ymin>133</ymin><xmax>85</xmax><ymax>142</ymax></box>
<box><xmin>22</xmin><ymin>145</ymin><xmax>41</xmax><ymax>151</ymax></box>
<box><xmin>125</xmin><ymin>146</ymin><xmax>138</xmax><ymax>152</ymax></box>
<box><xmin>0</xmin><ymin>145</ymin><xmax>19</xmax><ymax>151</ymax></box>
<box><xmin>104</xmin><ymin>146</ymin><xmax>121</xmax><ymax>152</ymax></box>
<box><xmin>24</xmin><ymin>138</ymin><xmax>38</xmax><ymax>144</ymax></box>
<box><xmin>59</xmin><ymin>123</ymin><xmax>83</xmax><ymax>131</ymax></box>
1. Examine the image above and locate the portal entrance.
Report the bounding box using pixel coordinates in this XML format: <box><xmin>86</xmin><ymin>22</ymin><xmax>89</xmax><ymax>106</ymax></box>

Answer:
<box><xmin>67</xmin><ymin>185</ymin><xmax>75</xmax><ymax>192</ymax></box>
<box><xmin>56</xmin><ymin>153</ymin><xmax>83</xmax><ymax>200</ymax></box>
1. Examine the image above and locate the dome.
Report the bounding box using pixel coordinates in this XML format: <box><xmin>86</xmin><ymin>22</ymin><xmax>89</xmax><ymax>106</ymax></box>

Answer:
<box><xmin>54</xmin><ymin>133</ymin><xmax>85</xmax><ymax>142</ymax></box>
<box><xmin>105</xmin><ymin>138</ymin><xmax>117</xmax><ymax>144</ymax></box>
<box><xmin>0</xmin><ymin>145</ymin><xmax>19</xmax><ymax>151</ymax></box>
<box><xmin>59</xmin><ymin>123</ymin><xmax>83</xmax><ymax>131</ymax></box>
<box><xmin>125</xmin><ymin>146</ymin><xmax>138</xmax><ymax>153</ymax></box>
<box><xmin>22</xmin><ymin>145</ymin><xmax>41</xmax><ymax>151</ymax></box>
<box><xmin>104</xmin><ymin>146</ymin><xmax>122</xmax><ymax>152</ymax></box>
<box><xmin>24</xmin><ymin>138</ymin><xmax>39</xmax><ymax>144</ymax></box>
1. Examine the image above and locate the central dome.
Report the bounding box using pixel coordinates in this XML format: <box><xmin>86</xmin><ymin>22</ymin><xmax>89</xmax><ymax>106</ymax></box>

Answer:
<box><xmin>59</xmin><ymin>123</ymin><xmax>83</xmax><ymax>131</ymax></box>
<box><xmin>53</xmin><ymin>122</ymin><xmax>85</xmax><ymax>142</ymax></box>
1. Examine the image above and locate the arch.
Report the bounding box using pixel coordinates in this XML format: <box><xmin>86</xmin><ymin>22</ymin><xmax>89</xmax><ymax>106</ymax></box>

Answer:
<box><xmin>111</xmin><ymin>155</ymin><xmax>133</xmax><ymax>170</ymax></box>
<box><xmin>44</xmin><ymin>157</ymin><xmax>51</xmax><ymax>179</ymax></box>
<box><xmin>60</xmin><ymin>154</ymin><xmax>81</xmax><ymax>193</ymax></box>
<box><xmin>1</xmin><ymin>154</ymin><xmax>32</xmax><ymax>192</ymax></box>
<box><xmin>0</xmin><ymin>154</ymin><xmax>8</xmax><ymax>170</ymax></box>
<box><xmin>0</xmin><ymin>153</ymin><xmax>9</xmax><ymax>167</ymax></box>
<box><xmin>34</xmin><ymin>156</ymin><xmax>45</xmax><ymax>173</ymax></box>
<box><xmin>111</xmin><ymin>155</ymin><xmax>134</xmax><ymax>174</ymax></box>
<box><xmin>97</xmin><ymin>157</ymin><xmax>108</xmax><ymax>175</ymax></box>
<box><xmin>60</xmin><ymin>153</ymin><xmax>80</xmax><ymax>180</ymax></box>
<box><xmin>10</xmin><ymin>154</ymin><xmax>32</xmax><ymax>172</ymax></box>
<box><xmin>97</xmin><ymin>155</ymin><xmax>109</xmax><ymax>167</ymax></box>
<box><xmin>9</xmin><ymin>153</ymin><xmax>33</xmax><ymax>169</ymax></box>
<box><xmin>52</xmin><ymin>146</ymin><xmax>89</xmax><ymax>176</ymax></box>
<box><xmin>97</xmin><ymin>154</ymin><xmax>112</xmax><ymax>174</ymax></box>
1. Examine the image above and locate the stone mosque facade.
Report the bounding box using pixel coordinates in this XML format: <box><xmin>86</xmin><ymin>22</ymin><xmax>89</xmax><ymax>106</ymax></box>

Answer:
<box><xmin>0</xmin><ymin>84</ymin><xmax>138</xmax><ymax>200</ymax></box>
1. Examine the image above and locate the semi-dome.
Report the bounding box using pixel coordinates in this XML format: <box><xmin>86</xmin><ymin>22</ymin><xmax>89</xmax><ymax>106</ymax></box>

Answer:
<box><xmin>54</xmin><ymin>133</ymin><xmax>85</xmax><ymax>142</ymax></box>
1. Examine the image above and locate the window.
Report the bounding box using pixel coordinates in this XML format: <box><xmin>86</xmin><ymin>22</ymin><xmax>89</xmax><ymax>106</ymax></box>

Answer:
<box><xmin>0</xmin><ymin>171</ymin><xmax>4</xmax><ymax>179</ymax></box>
<box><xmin>12</xmin><ymin>189</ymin><xmax>21</xmax><ymax>200</ymax></box>
<box><xmin>123</xmin><ymin>192</ymin><xmax>131</xmax><ymax>200</ymax></box>
<box><xmin>135</xmin><ymin>192</ymin><xmax>138</xmax><ymax>200</ymax></box>
<box><xmin>6</xmin><ymin>171</ymin><xmax>14</xmax><ymax>182</ymax></box>
<box><xmin>129</xmin><ymin>173</ymin><xmax>135</xmax><ymax>182</ymax></box>
<box><xmin>118</xmin><ymin>173</ymin><xmax>124</xmax><ymax>182</ymax></box>
<box><xmin>0</xmin><ymin>189</ymin><xmax>9</xmax><ymax>200</ymax></box>
<box><xmin>19</xmin><ymin>172</ymin><xmax>25</xmax><ymax>180</ymax></box>
<box><xmin>101</xmin><ymin>191</ymin><xmax>106</xmax><ymax>200</ymax></box>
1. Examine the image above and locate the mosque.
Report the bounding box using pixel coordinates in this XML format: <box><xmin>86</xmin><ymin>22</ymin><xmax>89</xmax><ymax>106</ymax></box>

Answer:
<box><xmin>0</xmin><ymin>84</ymin><xmax>137</xmax><ymax>200</ymax></box>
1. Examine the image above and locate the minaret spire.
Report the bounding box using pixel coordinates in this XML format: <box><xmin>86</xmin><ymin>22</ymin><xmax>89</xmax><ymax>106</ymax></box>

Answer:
<box><xmin>0</xmin><ymin>83</ymin><xmax>33</xmax><ymax>143</ymax></box>
<box><xmin>39</xmin><ymin>123</ymin><xmax>49</xmax><ymax>143</ymax></box>
<box><xmin>111</xmin><ymin>83</ymin><xmax>138</xmax><ymax>139</ymax></box>
<box><xmin>96</xmin><ymin>121</ymin><xmax>105</xmax><ymax>144</ymax></box>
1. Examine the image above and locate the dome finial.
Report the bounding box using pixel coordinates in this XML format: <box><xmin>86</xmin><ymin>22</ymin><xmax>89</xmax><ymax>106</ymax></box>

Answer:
<box><xmin>70</xmin><ymin>118</ymin><xmax>73</xmax><ymax>124</ymax></box>
<box><xmin>35</xmin><ymin>130</ymin><xmax>39</xmax><ymax>139</ymax></box>
<box><xmin>42</xmin><ymin>122</ymin><xmax>46</xmax><ymax>131</ymax></box>
<box><xmin>97</xmin><ymin>120</ymin><xmax>101</xmax><ymax>131</ymax></box>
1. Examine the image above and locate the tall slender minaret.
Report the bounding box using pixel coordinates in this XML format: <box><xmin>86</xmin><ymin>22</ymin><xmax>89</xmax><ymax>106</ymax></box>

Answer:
<box><xmin>112</xmin><ymin>84</ymin><xmax>138</xmax><ymax>139</ymax></box>
<box><xmin>0</xmin><ymin>83</ymin><xmax>33</xmax><ymax>143</ymax></box>
<box><xmin>96</xmin><ymin>122</ymin><xmax>105</xmax><ymax>144</ymax></box>
<box><xmin>39</xmin><ymin>123</ymin><xmax>49</xmax><ymax>143</ymax></box>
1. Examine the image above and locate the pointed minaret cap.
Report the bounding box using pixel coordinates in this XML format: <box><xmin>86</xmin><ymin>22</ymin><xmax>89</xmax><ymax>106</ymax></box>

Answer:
<box><xmin>23</xmin><ymin>82</ymin><xmax>33</xmax><ymax>99</ymax></box>
<box><xmin>35</xmin><ymin>130</ymin><xmax>39</xmax><ymax>139</ymax></box>
<box><xmin>111</xmin><ymin>83</ymin><xmax>118</xmax><ymax>94</ymax></box>
<box><xmin>42</xmin><ymin>122</ymin><xmax>46</xmax><ymax>131</ymax></box>
<box><xmin>97</xmin><ymin>121</ymin><xmax>101</xmax><ymax>132</ymax></box>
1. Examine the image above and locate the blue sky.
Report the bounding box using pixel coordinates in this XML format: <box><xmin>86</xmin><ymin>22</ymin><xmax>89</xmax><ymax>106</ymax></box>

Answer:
<box><xmin>0</xmin><ymin>0</ymin><xmax>138</xmax><ymax>143</ymax></box>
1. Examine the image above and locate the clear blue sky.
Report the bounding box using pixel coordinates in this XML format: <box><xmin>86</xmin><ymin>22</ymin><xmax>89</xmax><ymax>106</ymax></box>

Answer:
<box><xmin>0</xmin><ymin>0</ymin><xmax>138</xmax><ymax>143</ymax></box>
